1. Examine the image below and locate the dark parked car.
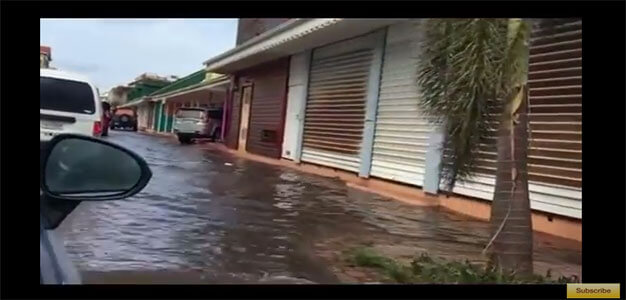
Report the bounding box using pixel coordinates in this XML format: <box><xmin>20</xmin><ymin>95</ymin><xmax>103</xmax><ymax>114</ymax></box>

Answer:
<box><xmin>111</xmin><ymin>108</ymin><xmax>137</xmax><ymax>131</ymax></box>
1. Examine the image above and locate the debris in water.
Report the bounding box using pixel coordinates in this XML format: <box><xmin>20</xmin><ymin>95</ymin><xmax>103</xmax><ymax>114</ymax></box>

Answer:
<box><xmin>224</xmin><ymin>162</ymin><xmax>233</xmax><ymax>166</ymax></box>
<box><xmin>259</xmin><ymin>272</ymin><xmax>315</xmax><ymax>284</ymax></box>
<box><xmin>231</xmin><ymin>246</ymin><xmax>246</xmax><ymax>253</ymax></box>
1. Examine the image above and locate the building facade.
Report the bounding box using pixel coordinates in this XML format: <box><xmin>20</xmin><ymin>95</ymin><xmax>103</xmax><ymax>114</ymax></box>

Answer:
<box><xmin>223</xmin><ymin>58</ymin><xmax>289</xmax><ymax>158</ymax></box>
<box><xmin>120</xmin><ymin>70</ymin><xmax>229</xmax><ymax>135</ymax></box>
<box><xmin>106</xmin><ymin>85</ymin><xmax>133</xmax><ymax>107</ymax></box>
<box><xmin>107</xmin><ymin>73</ymin><xmax>172</xmax><ymax>108</ymax></box>
<box><xmin>126</xmin><ymin>73</ymin><xmax>172</xmax><ymax>103</ymax></box>
<box><xmin>204</xmin><ymin>19</ymin><xmax>582</xmax><ymax>240</ymax></box>
<box><xmin>236</xmin><ymin>18</ymin><xmax>291</xmax><ymax>45</ymax></box>
<box><xmin>40</xmin><ymin>45</ymin><xmax>52</xmax><ymax>68</ymax></box>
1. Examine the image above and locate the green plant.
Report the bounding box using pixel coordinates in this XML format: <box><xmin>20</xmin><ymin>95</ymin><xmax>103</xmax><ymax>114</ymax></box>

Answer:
<box><xmin>416</xmin><ymin>18</ymin><xmax>535</xmax><ymax>276</ymax></box>
<box><xmin>347</xmin><ymin>247</ymin><xmax>415</xmax><ymax>283</ymax></box>
<box><xmin>346</xmin><ymin>247</ymin><xmax>579</xmax><ymax>284</ymax></box>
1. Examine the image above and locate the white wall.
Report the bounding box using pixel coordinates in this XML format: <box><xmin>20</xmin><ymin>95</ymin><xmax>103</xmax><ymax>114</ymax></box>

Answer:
<box><xmin>281</xmin><ymin>51</ymin><xmax>310</xmax><ymax>160</ymax></box>
<box><xmin>137</xmin><ymin>103</ymin><xmax>150</xmax><ymax>130</ymax></box>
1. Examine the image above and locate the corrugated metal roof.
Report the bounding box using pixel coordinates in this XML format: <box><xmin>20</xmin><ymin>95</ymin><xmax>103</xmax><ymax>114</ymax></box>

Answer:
<box><xmin>149</xmin><ymin>69</ymin><xmax>207</xmax><ymax>97</ymax></box>
<box><xmin>151</xmin><ymin>75</ymin><xmax>229</xmax><ymax>102</ymax></box>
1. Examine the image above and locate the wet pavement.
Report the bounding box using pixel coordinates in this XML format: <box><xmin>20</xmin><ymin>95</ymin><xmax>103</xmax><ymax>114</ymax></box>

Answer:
<box><xmin>57</xmin><ymin>131</ymin><xmax>582</xmax><ymax>284</ymax></box>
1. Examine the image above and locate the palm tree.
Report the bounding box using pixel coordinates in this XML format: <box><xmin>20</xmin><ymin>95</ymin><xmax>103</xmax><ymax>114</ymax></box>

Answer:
<box><xmin>416</xmin><ymin>18</ymin><xmax>533</xmax><ymax>276</ymax></box>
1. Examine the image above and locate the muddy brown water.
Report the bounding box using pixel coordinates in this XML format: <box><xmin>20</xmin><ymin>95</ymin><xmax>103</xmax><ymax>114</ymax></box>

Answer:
<box><xmin>57</xmin><ymin>131</ymin><xmax>581</xmax><ymax>284</ymax></box>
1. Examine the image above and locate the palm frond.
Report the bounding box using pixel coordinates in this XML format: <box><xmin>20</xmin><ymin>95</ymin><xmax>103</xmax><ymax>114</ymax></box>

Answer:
<box><xmin>503</xmin><ymin>19</ymin><xmax>530</xmax><ymax>100</ymax></box>
<box><xmin>416</xmin><ymin>19</ymin><xmax>509</xmax><ymax>191</ymax></box>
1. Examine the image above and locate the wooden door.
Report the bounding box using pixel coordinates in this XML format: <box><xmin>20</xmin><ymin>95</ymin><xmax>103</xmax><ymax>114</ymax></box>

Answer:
<box><xmin>238</xmin><ymin>85</ymin><xmax>253</xmax><ymax>152</ymax></box>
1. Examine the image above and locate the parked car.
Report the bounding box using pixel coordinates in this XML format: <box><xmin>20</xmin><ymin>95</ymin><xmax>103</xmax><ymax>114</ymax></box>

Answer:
<box><xmin>173</xmin><ymin>107</ymin><xmax>222</xmax><ymax>144</ymax></box>
<box><xmin>40</xmin><ymin>134</ymin><xmax>152</xmax><ymax>284</ymax></box>
<box><xmin>40</xmin><ymin>69</ymin><xmax>103</xmax><ymax>142</ymax></box>
<box><xmin>111</xmin><ymin>108</ymin><xmax>137</xmax><ymax>131</ymax></box>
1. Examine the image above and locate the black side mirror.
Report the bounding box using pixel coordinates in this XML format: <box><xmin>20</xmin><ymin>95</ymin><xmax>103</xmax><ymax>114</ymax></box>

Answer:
<box><xmin>40</xmin><ymin>134</ymin><xmax>152</xmax><ymax>201</ymax></box>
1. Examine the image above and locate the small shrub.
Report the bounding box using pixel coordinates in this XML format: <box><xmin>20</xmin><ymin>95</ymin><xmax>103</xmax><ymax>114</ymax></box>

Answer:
<box><xmin>346</xmin><ymin>247</ymin><xmax>580</xmax><ymax>284</ymax></box>
<box><xmin>348</xmin><ymin>247</ymin><xmax>414</xmax><ymax>283</ymax></box>
<box><xmin>351</xmin><ymin>247</ymin><xmax>393</xmax><ymax>269</ymax></box>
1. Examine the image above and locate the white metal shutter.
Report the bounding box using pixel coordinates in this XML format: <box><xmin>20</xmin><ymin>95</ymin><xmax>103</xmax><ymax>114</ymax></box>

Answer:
<box><xmin>301</xmin><ymin>35</ymin><xmax>377</xmax><ymax>172</ymax></box>
<box><xmin>138</xmin><ymin>104</ymin><xmax>149</xmax><ymax>129</ymax></box>
<box><xmin>449</xmin><ymin>19</ymin><xmax>582</xmax><ymax>219</ymax></box>
<box><xmin>370</xmin><ymin>20</ymin><xmax>435</xmax><ymax>186</ymax></box>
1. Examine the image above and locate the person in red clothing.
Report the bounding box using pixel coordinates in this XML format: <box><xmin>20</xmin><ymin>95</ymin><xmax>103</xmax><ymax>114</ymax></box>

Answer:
<box><xmin>101</xmin><ymin>101</ymin><xmax>112</xmax><ymax>137</ymax></box>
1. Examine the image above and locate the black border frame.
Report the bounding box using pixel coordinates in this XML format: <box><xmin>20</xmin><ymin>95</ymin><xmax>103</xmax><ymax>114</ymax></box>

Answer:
<box><xmin>0</xmin><ymin>1</ymin><xmax>623</xmax><ymax>299</ymax></box>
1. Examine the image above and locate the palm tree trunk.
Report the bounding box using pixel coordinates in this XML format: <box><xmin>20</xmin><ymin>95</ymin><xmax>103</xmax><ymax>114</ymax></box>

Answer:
<box><xmin>489</xmin><ymin>84</ymin><xmax>533</xmax><ymax>276</ymax></box>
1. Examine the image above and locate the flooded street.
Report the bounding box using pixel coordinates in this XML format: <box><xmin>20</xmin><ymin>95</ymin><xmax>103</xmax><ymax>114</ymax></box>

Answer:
<box><xmin>58</xmin><ymin>131</ymin><xmax>581</xmax><ymax>284</ymax></box>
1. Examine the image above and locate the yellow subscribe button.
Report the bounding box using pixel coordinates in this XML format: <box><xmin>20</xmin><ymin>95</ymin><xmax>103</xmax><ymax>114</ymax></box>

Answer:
<box><xmin>567</xmin><ymin>283</ymin><xmax>621</xmax><ymax>298</ymax></box>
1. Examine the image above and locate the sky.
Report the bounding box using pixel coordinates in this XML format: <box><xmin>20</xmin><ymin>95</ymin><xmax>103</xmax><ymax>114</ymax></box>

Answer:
<box><xmin>40</xmin><ymin>19</ymin><xmax>238</xmax><ymax>92</ymax></box>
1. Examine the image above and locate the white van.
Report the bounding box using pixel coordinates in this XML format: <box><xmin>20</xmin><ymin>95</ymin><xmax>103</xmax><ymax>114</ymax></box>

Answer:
<box><xmin>40</xmin><ymin>69</ymin><xmax>103</xmax><ymax>141</ymax></box>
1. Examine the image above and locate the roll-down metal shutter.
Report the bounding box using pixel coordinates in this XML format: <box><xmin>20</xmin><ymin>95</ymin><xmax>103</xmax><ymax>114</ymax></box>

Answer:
<box><xmin>301</xmin><ymin>35</ymin><xmax>377</xmax><ymax>172</ymax></box>
<box><xmin>370</xmin><ymin>21</ymin><xmax>435</xmax><ymax>186</ymax></box>
<box><xmin>449</xmin><ymin>19</ymin><xmax>582</xmax><ymax>219</ymax></box>
<box><xmin>245</xmin><ymin>58</ymin><xmax>289</xmax><ymax>159</ymax></box>
<box><xmin>526</xmin><ymin>19</ymin><xmax>582</xmax><ymax>216</ymax></box>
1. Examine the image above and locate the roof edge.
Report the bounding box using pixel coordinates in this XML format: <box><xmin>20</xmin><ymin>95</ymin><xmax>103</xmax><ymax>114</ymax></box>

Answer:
<box><xmin>152</xmin><ymin>75</ymin><xmax>229</xmax><ymax>101</ymax></box>
<box><xmin>202</xmin><ymin>19</ymin><xmax>306</xmax><ymax>66</ymax></box>
<box><xmin>148</xmin><ymin>69</ymin><xmax>207</xmax><ymax>97</ymax></box>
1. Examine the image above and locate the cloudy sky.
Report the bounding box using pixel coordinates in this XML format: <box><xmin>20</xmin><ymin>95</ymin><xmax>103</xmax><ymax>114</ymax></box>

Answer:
<box><xmin>40</xmin><ymin>19</ymin><xmax>238</xmax><ymax>92</ymax></box>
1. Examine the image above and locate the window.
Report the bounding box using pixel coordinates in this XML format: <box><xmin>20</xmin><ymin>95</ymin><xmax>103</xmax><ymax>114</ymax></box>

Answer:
<box><xmin>114</xmin><ymin>108</ymin><xmax>135</xmax><ymax>117</ymax></box>
<box><xmin>176</xmin><ymin>109</ymin><xmax>204</xmax><ymax>119</ymax></box>
<box><xmin>40</xmin><ymin>77</ymin><xmax>95</xmax><ymax>114</ymax></box>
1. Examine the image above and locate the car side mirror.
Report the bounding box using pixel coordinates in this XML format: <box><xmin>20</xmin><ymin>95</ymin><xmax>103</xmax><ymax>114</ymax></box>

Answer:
<box><xmin>41</xmin><ymin>134</ymin><xmax>152</xmax><ymax>201</ymax></box>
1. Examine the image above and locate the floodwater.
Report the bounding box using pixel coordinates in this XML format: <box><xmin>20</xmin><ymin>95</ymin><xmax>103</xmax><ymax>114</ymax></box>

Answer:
<box><xmin>58</xmin><ymin>131</ymin><xmax>582</xmax><ymax>284</ymax></box>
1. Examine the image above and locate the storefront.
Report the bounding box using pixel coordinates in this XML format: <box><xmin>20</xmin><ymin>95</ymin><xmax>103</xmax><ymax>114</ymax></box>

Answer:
<box><xmin>142</xmin><ymin>72</ymin><xmax>229</xmax><ymax>135</ymax></box>
<box><xmin>204</xmin><ymin>18</ymin><xmax>582</xmax><ymax>222</ymax></box>
<box><xmin>224</xmin><ymin>58</ymin><xmax>289</xmax><ymax>158</ymax></box>
<box><xmin>300</xmin><ymin>31</ymin><xmax>385</xmax><ymax>174</ymax></box>
<box><xmin>164</xmin><ymin>82</ymin><xmax>229</xmax><ymax>135</ymax></box>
